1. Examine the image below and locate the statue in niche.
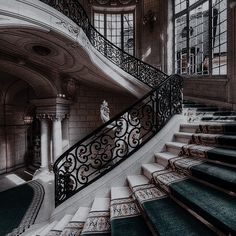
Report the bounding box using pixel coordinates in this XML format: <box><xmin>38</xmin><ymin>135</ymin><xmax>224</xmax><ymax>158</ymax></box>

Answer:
<box><xmin>100</xmin><ymin>100</ymin><xmax>110</xmax><ymax>123</ymax></box>
<box><xmin>99</xmin><ymin>100</ymin><xmax>141</xmax><ymax>165</ymax></box>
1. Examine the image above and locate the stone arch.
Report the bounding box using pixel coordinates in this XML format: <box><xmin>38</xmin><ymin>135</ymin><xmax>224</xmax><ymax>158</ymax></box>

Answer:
<box><xmin>0</xmin><ymin>59</ymin><xmax>58</xmax><ymax>99</ymax></box>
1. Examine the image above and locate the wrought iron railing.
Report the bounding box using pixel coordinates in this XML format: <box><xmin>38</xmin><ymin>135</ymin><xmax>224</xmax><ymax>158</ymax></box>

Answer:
<box><xmin>53</xmin><ymin>74</ymin><xmax>183</xmax><ymax>206</ymax></box>
<box><xmin>39</xmin><ymin>0</ymin><xmax>168</xmax><ymax>88</ymax></box>
<box><xmin>38</xmin><ymin>0</ymin><xmax>182</xmax><ymax>206</ymax></box>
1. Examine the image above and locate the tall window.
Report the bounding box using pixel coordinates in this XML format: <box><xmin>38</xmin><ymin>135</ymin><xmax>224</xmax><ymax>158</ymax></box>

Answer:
<box><xmin>174</xmin><ymin>0</ymin><xmax>227</xmax><ymax>76</ymax></box>
<box><xmin>94</xmin><ymin>12</ymin><xmax>135</xmax><ymax>55</ymax></box>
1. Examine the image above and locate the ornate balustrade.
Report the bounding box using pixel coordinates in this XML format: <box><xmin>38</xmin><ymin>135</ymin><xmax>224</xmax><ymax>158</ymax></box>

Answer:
<box><xmin>40</xmin><ymin>0</ymin><xmax>168</xmax><ymax>88</ymax></box>
<box><xmin>38</xmin><ymin>0</ymin><xmax>182</xmax><ymax>206</ymax></box>
<box><xmin>54</xmin><ymin>75</ymin><xmax>182</xmax><ymax>206</ymax></box>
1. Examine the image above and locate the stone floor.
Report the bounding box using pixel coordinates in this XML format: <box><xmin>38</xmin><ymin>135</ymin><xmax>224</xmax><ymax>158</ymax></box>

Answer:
<box><xmin>0</xmin><ymin>167</ymin><xmax>33</xmax><ymax>192</ymax></box>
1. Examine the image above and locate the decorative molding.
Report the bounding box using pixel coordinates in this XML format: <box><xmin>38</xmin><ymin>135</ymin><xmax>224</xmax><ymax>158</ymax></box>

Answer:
<box><xmin>62</xmin><ymin>77</ymin><xmax>79</xmax><ymax>101</ymax></box>
<box><xmin>110</xmin><ymin>197</ymin><xmax>140</xmax><ymax>219</ymax></box>
<box><xmin>36</xmin><ymin>113</ymin><xmax>69</xmax><ymax>121</ymax></box>
<box><xmin>82</xmin><ymin>211</ymin><xmax>110</xmax><ymax>233</ymax></box>
<box><xmin>56</xmin><ymin>20</ymin><xmax>80</xmax><ymax>37</ymax></box>
<box><xmin>132</xmin><ymin>184</ymin><xmax>167</xmax><ymax>204</ymax></box>
<box><xmin>32</xmin><ymin>98</ymin><xmax>72</xmax><ymax>121</ymax></box>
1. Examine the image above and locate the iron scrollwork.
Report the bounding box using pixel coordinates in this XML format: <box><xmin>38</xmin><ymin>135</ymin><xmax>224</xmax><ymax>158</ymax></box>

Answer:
<box><xmin>53</xmin><ymin>75</ymin><xmax>182</xmax><ymax>206</ymax></box>
<box><xmin>38</xmin><ymin>0</ymin><xmax>183</xmax><ymax>206</ymax></box>
<box><xmin>39</xmin><ymin>0</ymin><xmax>168</xmax><ymax>87</ymax></box>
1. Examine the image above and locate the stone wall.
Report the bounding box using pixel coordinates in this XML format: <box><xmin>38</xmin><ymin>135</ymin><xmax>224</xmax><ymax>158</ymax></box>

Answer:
<box><xmin>68</xmin><ymin>84</ymin><xmax>136</xmax><ymax>146</ymax></box>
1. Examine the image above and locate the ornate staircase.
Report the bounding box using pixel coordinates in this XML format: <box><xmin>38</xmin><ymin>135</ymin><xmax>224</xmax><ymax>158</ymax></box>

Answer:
<box><xmin>25</xmin><ymin>102</ymin><xmax>236</xmax><ymax>236</ymax></box>
<box><xmin>4</xmin><ymin>0</ymin><xmax>234</xmax><ymax>235</ymax></box>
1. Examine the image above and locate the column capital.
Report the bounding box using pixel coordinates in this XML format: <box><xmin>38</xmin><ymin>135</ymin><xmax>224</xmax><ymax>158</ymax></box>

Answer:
<box><xmin>31</xmin><ymin>98</ymin><xmax>72</xmax><ymax>121</ymax></box>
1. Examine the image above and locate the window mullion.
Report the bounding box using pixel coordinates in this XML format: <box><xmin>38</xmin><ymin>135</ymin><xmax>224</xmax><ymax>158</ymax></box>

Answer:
<box><xmin>121</xmin><ymin>14</ymin><xmax>124</xmax><ymax>52</ymax></box>
<box><xmin>187</xmin><ymin>0</ymin><xmax>190</xmax><ymax>74</ymax></box>
<box><xmin>209</xmin><ymin>0</ymin><xmax>213</xmax><ymax>76</ymax></box>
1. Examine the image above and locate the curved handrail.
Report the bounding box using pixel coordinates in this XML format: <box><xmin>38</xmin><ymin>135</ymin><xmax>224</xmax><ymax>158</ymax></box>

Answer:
<box><xmin>53</xmin><ymin>74</ymin><xmax>183</xmax><ymax>206</ymax></box>
<box><xmin>37</xmin><ymin>0</ymin><xmax>182</xmax><ymax>207</ymax></box>
<box><xmin>39</xmin><ymin>0</ymin><xmax>168</xmax><ymax>88</ymax></box>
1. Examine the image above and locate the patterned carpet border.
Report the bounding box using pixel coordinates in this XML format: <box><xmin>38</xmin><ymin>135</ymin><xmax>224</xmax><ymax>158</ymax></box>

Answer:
<box><xmin>7</xmin><ymin>180</ymin><xmax>45</xmax><ymax>236</ymax></box>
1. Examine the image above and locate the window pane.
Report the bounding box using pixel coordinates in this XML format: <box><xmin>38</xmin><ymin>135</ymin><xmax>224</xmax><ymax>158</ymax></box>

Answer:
<box><xmin>212</xmin><ymin>0</ymin><xmax>227</xmax><ymax>75</ymax></box>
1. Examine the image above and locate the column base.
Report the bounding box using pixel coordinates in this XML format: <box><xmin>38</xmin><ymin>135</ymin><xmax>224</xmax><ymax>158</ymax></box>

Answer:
<box><xmin>33</xmin><ymin>167</ymin><xmax>54</xmax><ymax>182</ymax></box>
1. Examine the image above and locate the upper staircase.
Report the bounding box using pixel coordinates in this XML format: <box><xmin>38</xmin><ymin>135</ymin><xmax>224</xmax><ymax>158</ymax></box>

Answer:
<box><xmin>2</xmin><ymin>0</ymin><xmax>235</xmax><ymax>235</ymax></box>
<box><xmin>23</xmin><ymin>102</ymin><xmax>236</xmax><ymax>236</ymax></box>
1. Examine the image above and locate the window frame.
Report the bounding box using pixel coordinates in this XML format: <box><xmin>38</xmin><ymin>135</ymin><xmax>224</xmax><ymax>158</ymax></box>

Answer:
<box><xmin>173</xmin><ymin>0</ymin><xmax>228</xmax><ymax>77</ymax></box>
<box><xmin>93</xmin><ymin>9</ymin><xmax>136</xmax><ymax>56</ymax></box>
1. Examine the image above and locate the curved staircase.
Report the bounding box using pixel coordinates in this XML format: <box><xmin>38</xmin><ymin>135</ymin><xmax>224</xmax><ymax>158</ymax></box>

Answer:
<box><xmin>27</xmin><ymin>102</ymin><xmax>236</xmax><ymax>236</ymax></box>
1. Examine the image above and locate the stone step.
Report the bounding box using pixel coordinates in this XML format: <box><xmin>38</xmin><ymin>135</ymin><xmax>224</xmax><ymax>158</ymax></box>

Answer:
<box><xmin>81</xmin><ymin>198</ymin><xmax>110</xmax><ymax>235</ymax></box>
<box><xmin>110</xmin><ymin>186</ymin><xmax>152</xmax><ymax>236</ymax></box>
<box><xmin>180</xmin><ymin>122</ymin><xmax>236</xmax><ymax>134</ymax></box>
<box><xmin>213</xmin><ymin>111</ymin><xmax>236</xmax><ymax>116</ymax></box>
<box><xmin>46</xmin><ymin>214</ymin><xmax>73</xmax><ymax>236</ymax></box>
<box><xmin>128</xmin><ymin>174</ymin><xmax>216</xmax><ymax>235</ymax></box>
<box><xmin>174</xmin><ymin>132</ymin><xmax>192</xmax><ymax>143</ymax></box>
<box><xmin>37</xmin><ymin>221</ymin><xmax>58</xmax><ymax>236</ymax></box>
<box><xmin>201</xmin><ymin>115</ymin><xmax>236</xmax><ymax>121</ymax></box>
<box><xmin>60</xmin><ymin>207</ymin><xmax>90</xmax><ymax>236</ymax></box>
<box><xmin>198</xmin><ymin>123</ymin><xmax>236</xmax><ymax>134</ymax></box>
<box><xmin>191</xmin><ymin>133</ymin><xmax>236</xmax><ymax>148</ymax></box>
<box><xmin>142</xmin><ymin>163</ymin><xmax>165</xmax><ymax>179</ymax></box>
<box><xmin>127</xmin><ymin>174</ymin><xmax>149</xmax><ymax>187</ymax></box>
<box><xmin>180</xmin><ymin>123</ymin><xmax>199</xmax><ymax>133</ymax></box>
<box><xmin>152</xmin><ymin>171</ymin><xmax>236</xmax><ymax>235</ymax></box>
<box><xmin>181</xmin><ymin>144</ymin><xmax>236</xmax><ymax>165</ymax></box>
<box><xmin>165</xmin><ymin>141</ymin><xmax>185</xmax><ymax>155</ymax></box>
<box><xmin>155</xmin><ymin>152</ymin><xmax>177</xmax><ymax>167</ymax></box>
<box><xmin>168</xmin><ymin>156</ymin><xmax>236</xmax><ymax>193</ymax></box>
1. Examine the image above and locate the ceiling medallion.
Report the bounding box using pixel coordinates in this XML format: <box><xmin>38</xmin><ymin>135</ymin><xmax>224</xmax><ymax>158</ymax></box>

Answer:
<box><xmin>32</xmin><ymin>45</ymin><xmax>51</xmax><ymax>56</ymax></box>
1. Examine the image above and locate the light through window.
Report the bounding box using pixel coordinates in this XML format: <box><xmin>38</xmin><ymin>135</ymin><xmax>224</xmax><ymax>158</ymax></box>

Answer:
<box><xmin>94</xmin><ymin>12</ymin><xmax>134</xmax><ymax>55</ymax></box>
<box><xmin>174</xmin><ymin>0</ymin><xmax>227</xmax><ymax>76</ymax></box>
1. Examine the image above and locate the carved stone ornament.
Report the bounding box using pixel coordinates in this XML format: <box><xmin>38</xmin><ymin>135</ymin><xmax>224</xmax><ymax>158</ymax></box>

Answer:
<box><xmin>36</xmin><ymin>113</ymin><xmax>68</xmax><ymax>121</ymax></box>
<box><xmin>62</xmin><ymin>77</ymin><xmax>79</xmax><ymax>100</ymax></box>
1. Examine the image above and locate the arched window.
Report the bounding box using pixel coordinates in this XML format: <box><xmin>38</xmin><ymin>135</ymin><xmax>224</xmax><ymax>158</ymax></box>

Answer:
<box><xmin>94</xmin><ymin>11</ymin><xmax>135</xmax><ymax>55</ymax></box>
<box><xmin>174</xmin><ymin>0</ymin><xmax>227</xmax><ymax>76</ymax></box>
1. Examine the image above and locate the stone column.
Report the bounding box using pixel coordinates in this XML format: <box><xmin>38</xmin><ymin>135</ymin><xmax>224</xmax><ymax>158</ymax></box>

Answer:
<box><xmin>40</xmin><ymin>118</ymin><xmax>50</xmax><ymax>170</ymax></box>
<box><xmin>52</xmin><ymin>117</ymin><xmax>63</xmax><ymax>162</ymax></box>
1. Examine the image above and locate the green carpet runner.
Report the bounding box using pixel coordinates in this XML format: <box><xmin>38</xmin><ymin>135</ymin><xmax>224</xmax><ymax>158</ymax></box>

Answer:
<box><xmin>152</xmin><ymin>170</ymin><xmax>236</xmax><ymax>234</ymax></box>
<box><xmin>132</xmin><ymin>184</ymin><xmax>215</xmax><ymax>235</ymax></box>
<box><xmin>169</xmin><ymin>157</ymin><xmax>236</xmax><ymax>193</ymax></box>
<box><xmin>181</xmin><ymin>144</ymin><xmax>236</xmax><ymax>165</ymax></box>
<box><xmin>0</xmin><ymin>181</ymin><xmax>44</xmax><ymax>236</ymax></box>
<box><xmin>110</xmin><ymin>197</ymin><xmax>151</xmax><ymax>236</ymax></box>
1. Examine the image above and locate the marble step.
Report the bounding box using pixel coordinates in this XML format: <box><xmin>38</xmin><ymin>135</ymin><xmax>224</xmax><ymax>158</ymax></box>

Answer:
<box><xmin>151</xmin><ymin>170</ymin><xmax>236</xmax><ymax>235</ymax></box>
<box><xmin>180</xmin><ymin>122</ymin><xmax>236</xmax><ymax>134</ymax></box>
<box><xmin>174</xmin><ymin>132</ymin><xmax>192</xmax><ymax>143</ymax></box>
<box><xmin>46</xmin><ymin>214</ymin><xmax>73</xmax><ymax>236</ymax></box>
<box><xmin>142</xmin><ymin>163</ymin><xmax>165</xmax><ymax>179</ymax></box>
<box><xmin>155</xmin><ymin>152</ymin><xmax>177</xmax><ymax>167</ymax></box>
<box><xmin>60</xmin><ymin>207</ymin><xmax>90</xmax><ymax>236</ymax></box>
<box><xmin>165</xmin><ymin>141</ymin><xmax>185</xmax><ymax>155</ymax></box>
<box><xmin>201</xmin><ymin>115</ymin><xmax>236</xmax><ymax>121</ymax></box>
<box><xmin>127</xmin><ymin>174</ymin><xmax>215</xmax><ymax>235</ymax></box>
<box><xmin>81</xmin><ymin>198</ymin><xmax>110</xmax><ymax>235</ymax></box>
<box><xmin>110</xmin><ymin>187</ymin><xmax>152</xmax><ymax>236</ymax></box>
<box><xmin>180</xmin><ymin>123</ymin><xmax>200</xmax><ymax>133</ymax></box>
<box><xmin>37</xmin><ymin>221</ymin><xmax>58</xmax><ymax>236</ymax></box>
<box><xmin>158</xmin><ymin>154</ymin><xmax>236</xmax><ymax>194</ymax></box>
<box><xmin>190</xmin><ymin>133</ymin><xmax>236</xmax><ymax>148</ymax></box>
<box><xmin>181</xmin><ymin>144</ymin><xmax>236</xmax><ymax>165</ymax></box>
